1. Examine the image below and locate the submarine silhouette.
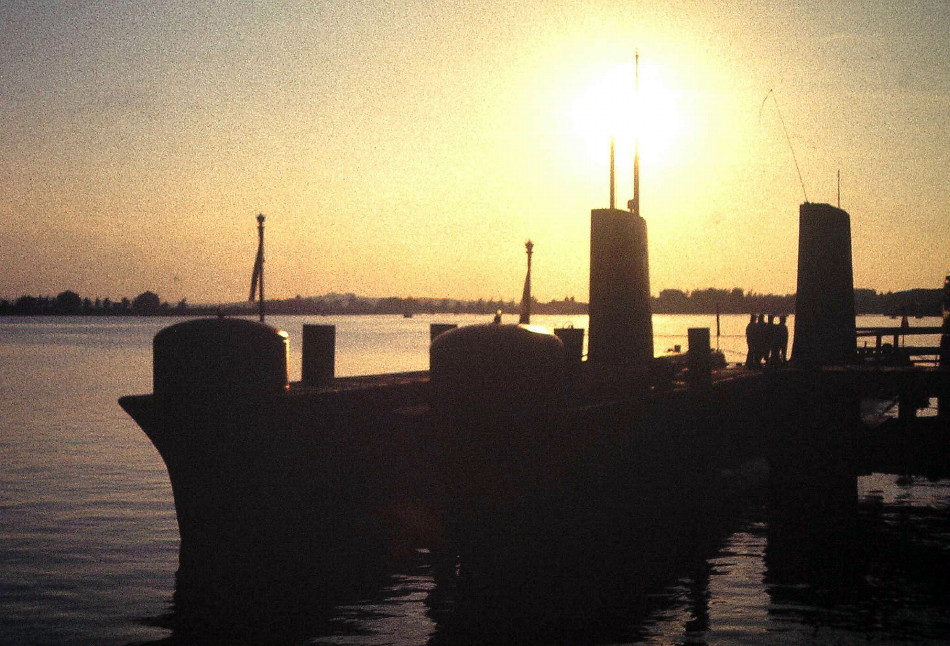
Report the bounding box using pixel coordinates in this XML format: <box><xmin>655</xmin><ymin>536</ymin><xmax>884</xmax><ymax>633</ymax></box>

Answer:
<box><xmin>119</xmin><ymin>200</ymin><xmax>873</xmax><ymax>635</ymax></box>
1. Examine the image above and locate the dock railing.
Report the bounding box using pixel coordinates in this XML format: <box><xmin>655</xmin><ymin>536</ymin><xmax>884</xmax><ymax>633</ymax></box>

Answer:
<box><xmin>855</xmin><ymin>326</ymin><xmax>944</xmax><ymax>366</ymax></box>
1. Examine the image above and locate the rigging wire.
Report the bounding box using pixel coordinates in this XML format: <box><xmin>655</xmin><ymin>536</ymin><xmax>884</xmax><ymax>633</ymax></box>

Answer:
<box><xmin>760</xmin><ymin>89</ymin><xmax>809</xmax><ymax>203</ymax></box>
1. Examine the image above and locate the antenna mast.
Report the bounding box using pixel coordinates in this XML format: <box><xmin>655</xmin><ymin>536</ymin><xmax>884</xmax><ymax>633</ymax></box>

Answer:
<box><xmin>609</xmin><ymin>138</ymin><xmax>616</xmax><ymax>209</ymax></box>
<box><xmin>628</xmin><ymin>50</ymin><xmax>640</xmax><ymax>217</ymax></box>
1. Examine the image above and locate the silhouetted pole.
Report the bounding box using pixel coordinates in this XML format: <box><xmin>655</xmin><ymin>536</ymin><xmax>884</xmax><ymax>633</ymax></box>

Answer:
<box><xmin>519</xmin><ymin>240</ymin><xmax>533</xmax><ymax>325</ymax></box>
<box><xmin>715</xmin><ymin>303</ymin><xmax>721</xmax><ymax>350</ymax></box>
<box><xmin>258</xmin><ymin>214</ymin><xmax>265</xmax><ymax>322</ymax></box>
<box><xmin>687</xmin><ymin>327</ymin><xmax>711</xmax><ymax>390</ymax></box>
<box><xmin>249</xmin><ymin>213</ymin><xmax>266</xmax><ymax>322</ymax></box>
<box><xmin>628</xmin><ymin>50</ymin><xmax>640</xmax><ymax>217</ymax></box>
<box><xmin>609</xmin><ymin>138</ymin><xmax>616</xmax><ymax>210</ymax></box>
<box><xmin>302</xmin><ymin>324</ymin><xmax>335</xmax><ymax>387</ymax></box>
<box><xmin>939</xmin><ymin>275</ymin><xmax>950</xmax><ymax>419</ymax></box>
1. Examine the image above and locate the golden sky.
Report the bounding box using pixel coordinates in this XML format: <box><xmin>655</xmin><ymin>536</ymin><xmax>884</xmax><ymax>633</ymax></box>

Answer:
<box><xmin>2</xmin><ymin>1</ymin><xmax>948</xmax><ymax>303</ymax></box>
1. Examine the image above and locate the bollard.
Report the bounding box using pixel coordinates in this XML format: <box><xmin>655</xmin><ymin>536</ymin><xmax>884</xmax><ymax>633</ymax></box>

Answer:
<box><xmin>302</xmin><ymin>324</ymin><xmax>335</xmax><ymax>387</ymax></box>
<box><xmin>687</xmin><ymin>327</ymin><xmax>711</xmax><ymax>390</ymax></box>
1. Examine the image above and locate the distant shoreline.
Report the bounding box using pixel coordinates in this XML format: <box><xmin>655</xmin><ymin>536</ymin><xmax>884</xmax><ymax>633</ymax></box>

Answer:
<box><xmin>1</xmin><ymin>287</ymin><xmax>943</xmax><ymax>319</ymax></box>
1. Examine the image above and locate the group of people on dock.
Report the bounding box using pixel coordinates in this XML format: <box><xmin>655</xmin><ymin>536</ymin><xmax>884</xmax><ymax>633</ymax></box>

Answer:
<box><xmin>745</xmin><ymin>314</ymin><xmax>788</xmax><ymax>367</ymax></box>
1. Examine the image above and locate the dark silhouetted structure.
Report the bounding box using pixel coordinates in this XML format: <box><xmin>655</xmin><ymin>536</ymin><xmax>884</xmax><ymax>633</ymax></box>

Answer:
<box><xmin>519</xmin><ymin>240</ymin><xmax>534</xmax><ymax>324</ymax></box>
<box><xmin>587</xmin><ymin>52</ymin><xmax>653</xmax><ymax>374</ymax></box>
<box><xmin>302</xmin><ymin>324</ymin><xmax>335</xmax><ymax>387</ymax></box>
<box><xmin>776</xmin><ymin>315</ymin><xmax>789</xmax><ymax>363</ymax></box>
<box><xmin>745</xmin><ymin>314</ymin><xmax>756</xmax><ymax>367</ymax></box>
<box><xmin>588</xmin><ymin>208</ymin><xmax>653</xmax><ymax>371</ymax></box>
<box><xmin>791</xmin><ymin>203</ymin><xmax>856</xmax><ymax>367</ymax></box>
<box><xmin>249</xmin><ymin>213</ymin><xmax>266</xmax><ymax>322</ymax></box>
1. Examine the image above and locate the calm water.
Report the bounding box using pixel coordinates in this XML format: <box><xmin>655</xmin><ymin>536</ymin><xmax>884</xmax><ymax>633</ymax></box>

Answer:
<box><xmin>1</xmin><ymin>314</ymin><xmax>948</xmax><ymax>645</ymax></box>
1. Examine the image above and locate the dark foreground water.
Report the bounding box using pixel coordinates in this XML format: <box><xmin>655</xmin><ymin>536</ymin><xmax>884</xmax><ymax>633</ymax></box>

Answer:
<box><xmin>1</xmin><ymin>314</ymin><xmax>949</xmax><ymax>645</ymax></box>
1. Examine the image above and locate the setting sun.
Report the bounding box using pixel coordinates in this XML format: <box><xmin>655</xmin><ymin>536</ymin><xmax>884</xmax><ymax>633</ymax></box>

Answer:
<box><xmin>567</xmin><ymin>59</ymin><xmax>686</xmax><ymax>170</ymax></box>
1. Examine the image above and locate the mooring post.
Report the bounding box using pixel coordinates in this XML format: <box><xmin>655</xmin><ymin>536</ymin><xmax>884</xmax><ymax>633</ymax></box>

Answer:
<box><xmin>302</xmin><ymin>324</ymin><xmax>335</xmax><ymax>387</ymax></box>
<box><xmin>899</xmin><ymin>384</ymin><xmax>916</xmax><ymax>425</ymax></box>
<box><xmin>554</xmin><ymin>327</ymin><xmax>585</xmax><ymax>367</ymax></box>
<box><xmin>687</xmin><ymin>327</ymin><xmax>711</xmax><ymax>390</ymax></box>
<box><xmin>938</xmin><ymin>275</ymin><xmax>950</xmax><ymax>419</ymax></box>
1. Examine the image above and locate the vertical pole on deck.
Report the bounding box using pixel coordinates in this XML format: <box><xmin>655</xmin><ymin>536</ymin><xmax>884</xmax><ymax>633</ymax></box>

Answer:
<box><xmin>250</xmin><ymin>213</ymin><xmax>266</xmax><ymax>322</ymax></box>
<box><xmin>519</xmin><ymin>240</ymin><xmax>534</xmax><ymax>325</ymax></box>
<box><xmin>302</xmin><ymin>324</ymin><xmax>335</xmax><ymax>387</ymax></box>
<box><xmin>687</xmin><ymin>327</ymin><xmax>711</xmax><ymax>390</ymax></box>
<box><xmin>715</xmin><ymin>303</ymin><xmax>721</xmax><ymax>351</ymax></box>
<box><xmin>938</xmin><ymin>275</ymin><xmax>950</xmax><ymax>419</ymax></box>
<box><xmin>257</xmin><ymin>214</ymin><xmax>265</xmax><ymax>322</ymax></box>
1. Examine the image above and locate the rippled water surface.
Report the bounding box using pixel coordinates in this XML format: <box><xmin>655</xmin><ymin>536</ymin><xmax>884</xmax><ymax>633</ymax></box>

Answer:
<box><xmin>1</xmin><ymin>314</ymin><xmax>948</xmax><ymax>645</ymax></box>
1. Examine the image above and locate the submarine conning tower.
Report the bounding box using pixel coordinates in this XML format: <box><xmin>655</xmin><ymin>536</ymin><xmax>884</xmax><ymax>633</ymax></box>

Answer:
<box><xmin>791</xmin><ymin>202</ymin><xmax>856</xmax><ymax>367</ymax></box>
<box><xmin>588</xmin><ymin>207</ymin><xmax>653</xmax><ymax>370</ymax></box>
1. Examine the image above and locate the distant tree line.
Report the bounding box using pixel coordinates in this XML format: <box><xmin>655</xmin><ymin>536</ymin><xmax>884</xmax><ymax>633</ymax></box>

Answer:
<box><xmin>652</xmin><ymin>287</ymin><xmax>943</xmax><ymax>317</ymax></box>
<box><xmin>1</xmin><ymin>287</ymin><xmax>942</xmax><ymax>317</ymax></box>
<box><xmin>221</xmin><ymin>294</ymin><xmax>587</xmax><ymax>316</ymax></box>
<box><xmin>853</xmin><ymin>288</ymin><xmax>942</xmax><ymax>317</ymax></box>
<box><xmin>0</xmin><ymin>290</ymin><xmax>198</xmax><ymax>316</ymax></box>
<box><xmin>239</xmin><ymin>294</ymin><xmax>522</xmax><ymax>316</ymax></box>
<box><xmin>653</xmin><ymin>288</ymin><xmax>793</xmax><ymax>315</ymax></box>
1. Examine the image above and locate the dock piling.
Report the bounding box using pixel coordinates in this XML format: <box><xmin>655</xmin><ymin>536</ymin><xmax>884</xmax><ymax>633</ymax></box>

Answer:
<box><xmin>939</xmin><ymin>275</ymin><xmax>950</xmax><ymax>419</ymax></box>
<box><xmin>554</xmin><ymin>327</ymin><xmax>585</xmax><ymax>366</ymax></box>
<box><xmin>687</xmin><ymin>328</ymin><xmax>711</xmax><ymax>390</ymax></box>
<box><xmin>302</xmin><ymin>324</ymin><xmax>335</xmax><ymax>387</ymax></box>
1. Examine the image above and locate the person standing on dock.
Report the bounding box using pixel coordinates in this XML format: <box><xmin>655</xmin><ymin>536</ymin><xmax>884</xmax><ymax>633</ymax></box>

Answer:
<box><xmin>777</xmin><ymin>315</ymin><xmax>789</xmax><ymax>363</ymax></box>
<box><xmin>766</xmin><ymin>315</ymin><xmax>780</xmax><ymax>365</ymax></box>
<box><xmin>900</xmin><ymin>307</ymin><xmax>910</xmax><ymax>347</ymax></box>
<box><xmin>745</xmin><ymin>314</ymin><xmax>757</xmax><ymax>367</ymax></box>
<box><xmin>754</xmin><ymin>314</ymin><xmax>768</xmax><ymax>366</ymax></box>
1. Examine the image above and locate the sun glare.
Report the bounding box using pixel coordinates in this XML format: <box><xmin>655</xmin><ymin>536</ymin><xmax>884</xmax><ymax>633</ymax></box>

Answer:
<box><xmin>568</xmin><ymin>61</ymin><xmax>685</xmax><ymax>169</ymax></box>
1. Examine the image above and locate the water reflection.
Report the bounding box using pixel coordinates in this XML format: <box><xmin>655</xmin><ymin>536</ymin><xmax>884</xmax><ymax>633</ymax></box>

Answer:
<box><xmin>763</xmin><ymin>473</ymin><xmax>950</xmax><ymax>646</ymax></box>
<box><xmin>141</xmin><ymin>504</ymin><xmax>748</xmax><ymax>645</ymax></box>
<box><xmin>7</xmin><ymin>315</ymin><xmax>949</xmax><ymax>645</ymax></box>
<box><xmin>132</xmin><ymin>477</ymin><xmax>950</xmax><ymax>646</ymax></box>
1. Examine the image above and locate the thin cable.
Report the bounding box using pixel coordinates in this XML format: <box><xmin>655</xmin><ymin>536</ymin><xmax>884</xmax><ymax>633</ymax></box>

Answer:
<box><xmin>761</xmin><ymin>89</ymin><xmax>808</xmax><ymax>203</ymax></box>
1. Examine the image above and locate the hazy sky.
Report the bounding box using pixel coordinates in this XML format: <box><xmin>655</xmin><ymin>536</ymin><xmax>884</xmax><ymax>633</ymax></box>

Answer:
<box><xmin>2</xmin><ymin>0</ymin><xmax>948</xmax><ymax>303</ymax></box>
